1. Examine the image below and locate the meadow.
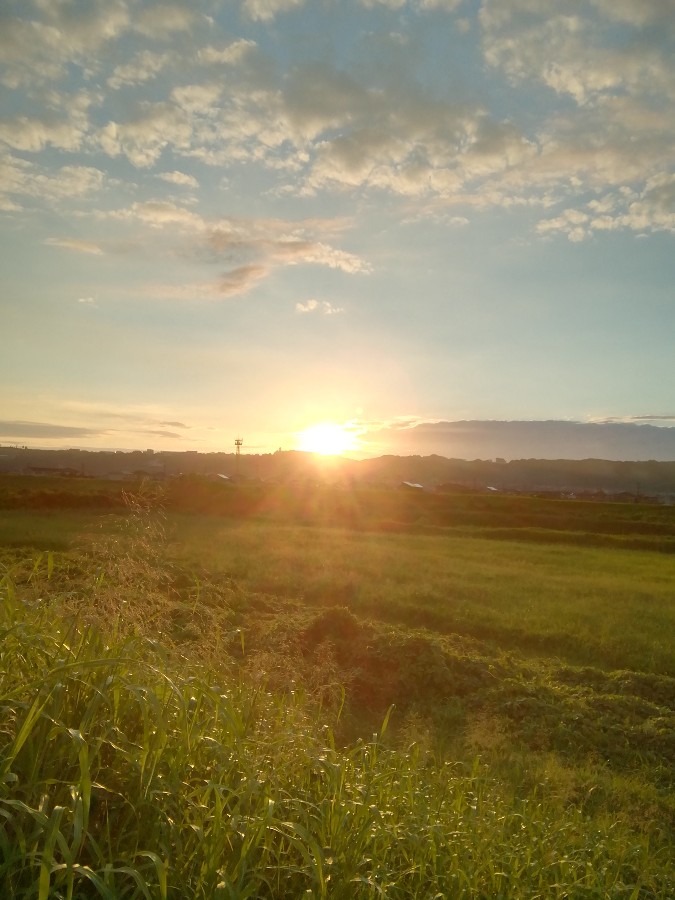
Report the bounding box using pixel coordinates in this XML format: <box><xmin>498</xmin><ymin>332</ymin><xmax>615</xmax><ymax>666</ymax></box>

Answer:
<box><xmin>0</xmin><ymin>480</ymin><xmax>674</xmax><ymax>897</ymax></box>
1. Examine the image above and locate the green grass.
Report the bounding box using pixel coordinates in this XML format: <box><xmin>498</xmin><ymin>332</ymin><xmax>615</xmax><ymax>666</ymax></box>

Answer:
<box><xmin>4</xmin><ymin>475</ymin><xmax>675</xmax><ymax>549</ymax></box>
<box><xmin>1</xmin><ymin>568</ymin><xmax>672</xmax><ymax>897</ymax></box>
<box><xmin>0</xmin><ymin>499</ymin><xmax>674</xmax><ymax>896</ymax></box>
<box><xmin>169</xmin><ymin>517</ymin><xmax>675</xmax><ymax>676</ymax></box>
<box><xmin>0</xmin><ymin>511</ymin><xmax>107</xmax><ymax>552</ymax></box>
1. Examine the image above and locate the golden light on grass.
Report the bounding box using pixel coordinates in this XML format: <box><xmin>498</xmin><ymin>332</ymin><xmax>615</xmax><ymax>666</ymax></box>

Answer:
<box><xmin>296</xmin><ymin>422</ymin><xmax>358</xmax><ymax>456</ymax></box>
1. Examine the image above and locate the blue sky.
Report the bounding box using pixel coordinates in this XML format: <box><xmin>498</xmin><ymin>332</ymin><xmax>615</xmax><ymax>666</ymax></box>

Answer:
<box><xmin>2</xmin><ymin>0</ymin><xmax>675</xmax><ymax>456</ymax></box>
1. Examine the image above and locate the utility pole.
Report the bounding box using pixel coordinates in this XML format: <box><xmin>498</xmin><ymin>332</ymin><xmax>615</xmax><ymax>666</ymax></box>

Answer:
<box><xmin>235</xmin><ymin>438</ymin><xmax>243</xmax><ymax>477</ymax></box>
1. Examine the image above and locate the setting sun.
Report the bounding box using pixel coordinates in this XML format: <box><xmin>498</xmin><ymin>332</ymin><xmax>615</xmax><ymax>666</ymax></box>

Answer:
<box><xmin>296</xmin><ymin>423</ymin><xmax>357</xmax><ymax>456</ymax></box>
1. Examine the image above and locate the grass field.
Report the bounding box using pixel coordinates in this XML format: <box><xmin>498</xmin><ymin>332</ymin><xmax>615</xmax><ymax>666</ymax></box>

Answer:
<box><xmin>1</xmin><ymin>487</ymin><xmax>674</xmax><ymax>896</ymax></box>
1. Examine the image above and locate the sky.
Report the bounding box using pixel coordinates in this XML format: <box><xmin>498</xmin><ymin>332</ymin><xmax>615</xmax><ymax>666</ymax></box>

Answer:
<box><xmin>2</xmin><ymin>0</ymin><xmax>675</xmax><ymax>458</ymax></box>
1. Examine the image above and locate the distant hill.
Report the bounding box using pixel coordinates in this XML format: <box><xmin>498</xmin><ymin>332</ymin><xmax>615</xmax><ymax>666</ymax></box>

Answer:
<box><xmin>2</xmin><ymin>444</ymin><xmax>675</xmax><ymax>496</ymax></box>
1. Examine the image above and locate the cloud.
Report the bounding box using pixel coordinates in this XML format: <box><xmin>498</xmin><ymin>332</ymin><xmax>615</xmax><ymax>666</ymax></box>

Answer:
<box><xmin>3</xmin><ymin>0</ymin><xmax>674</xmax><ymax>248</ymax></box>
<box><xmin>359</xmin><ymin>419</ymin><xmax>675</xmax><ymax>461</ymax></box>
<box><xmin>59</xmin><ymin>400</ymin><xmax>189</xmax><ymax>430</ymax></box>
<box><xmin>242</xmin><ymin>0</ymin><xmax>307</xmax><ymax>22</ymax></box>
<box><xmin>156</xmin><ymin>170</ymin><xmax>199</xmax><ymax>188</ymax></box>
<box><xmin>295</xmin><ymin>299</ymin><xmax>344</xmax><ymax>315</ymax></box>
<box><xmin>0</xmin><ymin>420</ymin><xmax>104</xmax><ymax>439</ymax></box>
<box><xmin>132</xmin><ymin>208</ymin><xmax>370</xmax><ymax>298</ymax></box>
<box><xmin>0</xmin><ymin>1</ymin><xmax>196</xmax><ymax>90</ymax></box>
<box><xmin>140</xmin><ymin>429</ymin><xmax>181</xmax><ymax>439</ymax></box>
<box><xmin>198</xmin><ymin>40</ymin><xmax>257</xmax><ymax>66</ymax></box>
<box><xmin>134</xmin><ymin>3</ymin><xmax>198</xmax><ymax>38</ymax></box>
<box><xmin>536</xmin><ymin>172</ymin><xmax>675</xmax><ymax>239</ymax></box>
<box><xmin>199</xmin><ymin>215</ymin><xmax>371</xmax><ymax>291</ymax></box>
<box><xmin>107</xmin><ymin>50</ymin><xmax>170</xmax><ymax>89</ymax></box>
<box><xmin>262</xmin><ymin>239</ymin><xmax>370</xmax><ymax>274</ymax></box>
<box><xmin>218</xmin><ymin>265</ymin><xmax>267</xmax><ymax>296</ymax></box>
<box><xmin>589</xmin><ymin>0</ymin><xmax>675</xmax><ymax>31</ymax></box>
<box><xmin>0</xmin><ymin>1</ymin><xmax>131</xmax><ymax>88</ymax></box>
<box><xmin>359</xmin><ymin>0</ymin><xmax>406</xmax><ymax>8</ymax></box>
<box><xmin>0</xmin><ymin>116</ymin><xmax>85</xmax><ymax>153</ymax></box>
<box><xmin>599</xmin><ymin>414</ymin><xmax>675</xmax><ymax>425</ymax></box>
<box><xmin>111</xmin><ymin>199</ymin><xmax>205</xmax><ymax>230</ymax></box>
<box><xmin>98</xmin><ymin>102</ymin><xmax>193</xmax><ymax>167</ymax></box>
<box><xmin>420</xmin><ymin>0</ymin><xmax>464</xmax><ymax>10</ymax></box>
<box><xmin>1</xmin><ymin>157</ymin><xmax>106</xmax><ymax>208</ymax></box>
<box><xmin>632</xmin><ymin>414</ymin><xmax>675</xmax><ymax>422</ymax></box>
<box><xmin>480</xmin><ymin>4</ymin><xmax>675</xmax><ymax>106</ymax></box>
<box><xmin>46</xmin><ymin>238</ymin><xmax>104</xmax><ymax>255</ymax></box>
<box><xmin>99</xmin><ymin>204</ymin><xmax>371</xmax><ymax>296</ymax></box>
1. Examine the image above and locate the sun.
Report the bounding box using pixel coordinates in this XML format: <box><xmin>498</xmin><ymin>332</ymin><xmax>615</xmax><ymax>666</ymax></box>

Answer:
<box><xmin>296</xmin><ymin>422</ymin><xmax>357</xmax><ymax>456</ymax></box>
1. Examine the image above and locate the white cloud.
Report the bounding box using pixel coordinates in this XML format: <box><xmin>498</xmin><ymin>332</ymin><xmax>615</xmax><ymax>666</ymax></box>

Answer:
<box><xmin>0</xmin><ymin>157</ymin><xmax>106</xmax><ymax>208</ymax></box>
<box><xmin>218</xmin><ymin>265</ymin><xmax>268</xmax><ymax>296</ymax></box>
<box><xmin>294</xmin><ymin>242</ymin><xmax>371</xmax><ymax>274</ymax></box>
<box><xmin>0</xmin><ymin>1</ymin><xmax>131</xmax><ymax>88</ymax></box>
<box><xmin>242</xmin><ymin>0</ymin><xmax>306</xmax><ymax>22</ymax></box>
<box><xmin>98</xmin><ymin>102</ymin><xmax>193</xmax><ymax>167</ymax></box>
<box><xmin>171</xmin><ymin>82</ymin><xmax>222</xmax><ymax>114</ymax></box>
<box><xmin>46</xmin><ymin>238</ymin><xmax>104</xmax><ymax>255</ymax></box>
<box><xmin>112</xmin><ymin>199</ymin><xmax>205</xmax><ymax>230</ymax></box>
<box><xmin>480</xmin><ymin>1</ymin><xmax>675</xmax><ymax>105</ymax></box>
<box><xmin>206</xmin><ymin>218</ymin><xmax>371</xmax><ymax>276</ymax></box>
<box><xmin>536</xmin><ymin>208</ymin><xmax>589</xmax><ymax>242</ymax></box>
<box><xmin>0</xmin><ymin>116</ymin><xmax>85</xmax><ymax>153</ymax></box>
<box><xmin>536</xmin><ymin>173</ymin><xmax>675</xmax><ymax>240</ymax></box>
<box><xmin>419</xmin><ymin>0</ymin><xmax>463</xmax><ymax>9</ymax></box>
<box><xmin>589</xmin><ymin>0</ymin><xmax>675</xmax><ymax>29</ymax></box>
<box><xmin>296</xmin><ymin>299</ymin><xmax>319</xmax><ymax>313</ymax></box>
<box><xmin>296</xmin><ymin>299</ymin><xmax>344</xmax><ymax>315</ymax></box>
<box><xmin>156</xmin><ymin>170</ymin><xmax>199</xmax><ymax>188</ymax></box>
<box><xmin>134</xmin><ymin>3</ymin><xmax>198</xmax><ymax>38</ymax></box>
<box><xmin>94</xmin><ymin>204</ymin><xmax>370</xmax><ymax>296</ymax></box>
<box><xmin>359</xmin><ymin>0</ymin><xmax>406</xmax><ymax>8</ymax></box>
<box><xmin>108</xmin><ymin>50</ymin><xmax>170</xmax><ymax>89</ymax></box>
<box><xmin>2</xmin><ymin>0</ymin><xmax>674</xmax><ymax>246</ymax></box>
<box><xmin>198</xmin><ymin>40</ymin><xmax>257</xmax><ymax>66</ymax></box>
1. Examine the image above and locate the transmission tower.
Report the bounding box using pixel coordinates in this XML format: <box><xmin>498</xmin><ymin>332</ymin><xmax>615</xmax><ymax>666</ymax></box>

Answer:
<box><xmin>234</xmin><ymin>438</ymin><xmax>243</xmax><ymax>476</ymax></box>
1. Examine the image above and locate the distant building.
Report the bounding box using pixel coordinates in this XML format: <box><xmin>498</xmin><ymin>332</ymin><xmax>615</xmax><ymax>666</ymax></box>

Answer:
<box><xmin>399</xmin><ymin>481</ymin><xmax>425</xmax><ymax>491</ymax></box>
<box><xmin>25</xmin><ymin>466</ymin><xmax>80</xmax><ymax>477</ymax></box>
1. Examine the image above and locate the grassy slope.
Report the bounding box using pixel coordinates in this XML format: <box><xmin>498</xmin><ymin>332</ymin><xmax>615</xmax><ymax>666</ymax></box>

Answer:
<box><xmin>1</xmin><ymin>497</ymin><xmax>674</xmax><ymax>896</ymax></box>
<box><xmin>170</xmin><ymin>517</ymin><xmax>675</xmax><ymax>675</ymax></box>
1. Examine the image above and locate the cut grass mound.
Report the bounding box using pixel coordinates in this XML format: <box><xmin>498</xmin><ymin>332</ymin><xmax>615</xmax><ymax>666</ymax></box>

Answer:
<box><xmin>239</xmin><ymin>602</ymin><xmax>675</xmax><ymax>792</ymax></box>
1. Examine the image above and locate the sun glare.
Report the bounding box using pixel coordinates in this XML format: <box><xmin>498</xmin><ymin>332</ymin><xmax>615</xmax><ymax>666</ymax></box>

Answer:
<box><xmin>296</xmin><ymin>423</ymin><xmax>357</xmax><ymax>456</ymax></box>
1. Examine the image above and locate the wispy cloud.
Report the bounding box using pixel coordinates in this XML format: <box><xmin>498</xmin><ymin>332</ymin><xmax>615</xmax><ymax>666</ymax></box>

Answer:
<box><xmin>47</xmin><ymin>238</ymin><xmax>104</xmax><ymax>255</ymax></box>
<box><xmin>156</xmin><ymin>170</ymin><xmax>199</xmax><ymax>188</ymax></box>
<box><xmin>358</xmin><ymin>418</ymin><xmax>675</xmax><ymax>461</ymax></box>
<box><xmin>0</xmin><ymin>420</ymin><xmax>105</xmax><ymax>439</ymax></box>
<box><xmin>242</xmin><ymin>0</ymin><xmax>307</xmax><ymax>22</ymax></box>
<box><xmin>595</xmin><ymin>414</ymin><xmax>675</xmax><ymax>425</ymax></box>
<box><xmin>218</xmin><ymin>265</ymin><xmax>267</xmax><ymax>296</ymax></box>
<box><xmin>2</xmin><ymin>159</ymin><xmax>106</xmax><ymax>209</ymax></box>
<box><xmin>107</xmin><ymin>50</ymin><xmax>171</xmax><ymax>89</ymax></box>
<box><xmin>295</xmin><ymin>299</ymin><xmax>344</xmax><ymax>315</ymax></box>
<box><xmin>140</xmin><ymin>429</ymin><xmax>182</xmax><ymax>439</ymax></box>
